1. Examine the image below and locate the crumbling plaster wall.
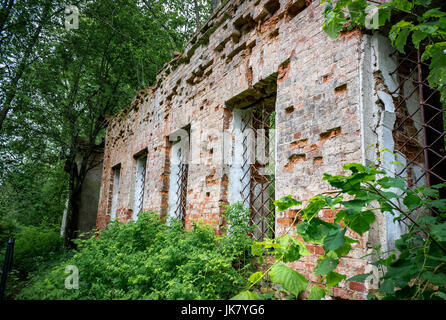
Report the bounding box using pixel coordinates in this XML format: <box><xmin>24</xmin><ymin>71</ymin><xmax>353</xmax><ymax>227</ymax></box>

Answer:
<box><xmin>95</xmin><ymin>0</ymin><xmax>404</xmax><ymax>299</ymax></box>
<box><xmin>360</xmin><ymin>33</ymin><xmax>425</xmax><ymax>253</ymax></box>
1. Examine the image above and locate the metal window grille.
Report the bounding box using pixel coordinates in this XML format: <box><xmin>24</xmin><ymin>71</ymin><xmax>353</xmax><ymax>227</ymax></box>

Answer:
<box><xmin>390</xmin><ymin>49</ymin><xmax>445</xmax><ymax>186</ymax></box>
<box><xmin>110</xmin><ymin>166</ymin><xmax>120</xmax><ymax>220</ymax></box>
<box><xmin>239</xmin><ymin>101</ymin><xmax>276</xmax><ymax>241</ymax></box>
<box><xmin>174</xmin><ymin>148</ymin><xmax>189</xmax><ymax>226</ymax></box>
<box><xmin>135</xmin><ymin>155</ymin><xmax>147</xmax><ymax>215</ymax></box>
<box><xmin>390</xmin><ymin>48</ymin><xmax>445</xmax><ymax>215</ymax></box>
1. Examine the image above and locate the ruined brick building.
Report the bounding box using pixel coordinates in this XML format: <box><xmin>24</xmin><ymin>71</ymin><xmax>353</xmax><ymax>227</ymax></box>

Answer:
<box><xmin>93</xmin><ymin>0</ymin><xmax>446</xmax><ymax>299</ymax></box>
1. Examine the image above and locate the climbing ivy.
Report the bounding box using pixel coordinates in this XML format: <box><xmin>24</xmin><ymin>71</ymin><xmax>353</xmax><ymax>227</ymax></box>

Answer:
<box><xmin>232</xmin><ymin>162</ymin><xmax>446</xmax><ymax>300</ymax></box>
<box><xmin>321</xmin><ymin>0</ymin><xmax>446</xmax><ymax>104</ymax></box>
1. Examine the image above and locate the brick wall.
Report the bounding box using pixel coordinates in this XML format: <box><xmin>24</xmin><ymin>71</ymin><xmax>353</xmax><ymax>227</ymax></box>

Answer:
<box><xmin>95</xmin><ymin>0</ymin><xmax>387</xmax><ymax>299</ymax></box>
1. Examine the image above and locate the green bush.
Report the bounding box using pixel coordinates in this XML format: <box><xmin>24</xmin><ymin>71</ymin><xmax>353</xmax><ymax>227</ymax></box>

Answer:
<box><xmin>233</xmin><ymin>162</ymin><xmax>446</xmax><ymax>300</ymax></box>
<box><xmin>0</xmin><ymin>214</ymin><xmax>19</xmax><ymax>245</ymax></box>
<box><xmin>12</xmin><ymin>226</ymin><xmax>63</xmax><ymax>273</ymax></box>
<box><xmin>17</xmin><ymin>208</ymin><xmax>254</xmax><ymax>300</ymax></box>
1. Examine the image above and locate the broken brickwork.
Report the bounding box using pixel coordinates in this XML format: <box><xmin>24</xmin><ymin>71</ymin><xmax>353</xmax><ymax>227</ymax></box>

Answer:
<box><xmin>95</xmin><ymin>0</ymin><xmax>444</xmax><ymax>299</ymax></box>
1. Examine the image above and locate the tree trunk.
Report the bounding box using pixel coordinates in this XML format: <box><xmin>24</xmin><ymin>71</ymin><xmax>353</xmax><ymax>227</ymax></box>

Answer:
<box><xmin>63</xmin><ymin>155</ymin><xmax>77</xmax><ymax>247</ymax></box>
<box><xmin>193</xmin><ymin>0</ymin><xmax>200</xmax><ymax>31</ymax></box>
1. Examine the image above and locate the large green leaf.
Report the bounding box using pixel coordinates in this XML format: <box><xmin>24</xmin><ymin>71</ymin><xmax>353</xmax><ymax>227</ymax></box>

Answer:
<box><xmin>342</xmin><ymin>210</ymin><xmax>375</xmax><ymax>235</ymax></box>
<box><xmin>275</xmin><ymin>236</ymin><xmax>310</xmax><ymax>263</ymax></box>
<box><xmin>415</xmin><ymin>0</ymin><xmax>432</xmax><ymax>7</ymax></box>
<box><xmin>274</xmin><ymin>195</ymin><xmax>302</xmax><ymax>212</ymax></box>
<box><xmin>323</xmin><ymin>228</ymin><xmax>346</xmax><ymax>252</ymax></box>
<box><xmin>334</xmin><ymin>236</ymin><xmax>359</xmax><ymax>257</ymax></box>
<box><xmin>403</xmin><ymin>194</ymin><xmax>421</xmax><ymax>209</ymax></box>
<box><xmin>251</xmin><ymin>241</ymin><xmax>264</xmax><ymax>256</ymax></box>
<box><xmin>422</xmin><ymin>43</ymin><xmax>446</xmax><ymax>91</ymax></box>
<box><xmin>325</xmin><ymin>271</ymin><xmax>347</xmax><ymax>287</ymax></box>
<box><xmin>341</xmin><ymin>199</ymin><xmax>370</xmax><ymax>211</ymax></box>
<box><xmin>249</xmin><ymin>272</ymin><xmax>263</xmax><ymax>284</ymax></box>
<box><xmin>420</xmin><ymin>271</ymin><xmax>446</xmax><ymax>286</ymax></box>
<box><xmin>296</xmin><ymin>218</ymin><xmax>339</xmax><ymax>245</ymax></box>
<box><xmin>379</xmin><ymin>279</ymin><xmax>396</xmax><ymax>295</ymax></box>
<box><xmin>231</xmin><ymin>291</ymin><xmax>259</xmax><ymax>300</ymax></box>
<box><xmin>348</xmin><ymin>0</ymin><xmax>367</xmax><ymax>27</ymax></box>
<box><xmin>430</xmin><ymin>222</ymin><xmax>446</xmax><ymax>242</ymax></box>
<box><xmin>314</xmin><ymin>257</ymin><xmax>339</xmax><ymax>276</ymax></box>
<box><xmin>389</xmin><ymin>20</ymin><xmax>414</xmax><ymax>53</ymax></box>
<box><xmin>302</xmin><ymin>196</ymin><xmax>327</xmax><ymax>221</ymax></box>
<box><xmin>422</xmin><ymin>8</ymin><xmax>446</xmax><ymax>19</ymax></box>
<box><xmin>323</xmin><ymin>10</ymin><xmax>347</xmax><ymax>39</ymax></box>
<box><xmin>308</xmin><ymin>285</ymin><xmax>327</xmax><ymax>300</ymax></box>
<box><xmin>391</xmin><ymin>0</ymin><xmax>414</xmax><ymax>11</ymax></box>
<box><xmin>346</xmin><ymin>273</ymin><xmax>372</xmax><ymax>282</ymax></box>
<box><xmin>377</xmin><ymin>176</ymin><xmax>406</xmax><ymax>190</ymax></box>
<box><xmin>377</xmin><ymin>7</ymin><xmax>392</xmax><ymax>27</ymax></box>
<box><xmin>268</xmin><ymin>263</ymin><xmax>308</xmax><ymax>297</ymax></box>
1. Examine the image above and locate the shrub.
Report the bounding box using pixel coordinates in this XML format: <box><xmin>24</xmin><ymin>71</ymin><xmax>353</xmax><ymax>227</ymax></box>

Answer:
<box><xmin>0</xmin><ymin>214</ymin><xmax>19</xmax><ymax>245</ymax></box>
<box><xmin>17</xmin><ymin>209</ymin><xmax>254</xmax><ymax>300</ymax></box>
<box><xmin>11</xmin><ymin>225</ymin><xmax>63</xmax><ymax>273</ymax></box>
<box><xmin>233</xmin><ymin>162</ymin><xmax>446</xmax><ymax>300</ymax></box>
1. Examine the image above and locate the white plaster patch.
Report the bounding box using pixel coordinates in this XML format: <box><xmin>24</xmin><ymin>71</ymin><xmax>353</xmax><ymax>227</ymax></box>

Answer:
<box><xmin>371</xmin><ymin>33</ymin><xmax>399</xmax><ymax>96</ymax></box>
<box><xmin>377</xmin><ymin>90</ymin><xmax>395</xmax><ymax>113</ymax></box>
<box><xmin>228</xmin><ymin>109</ymin><xmax>250</xmax><ymax>205</ymax></box>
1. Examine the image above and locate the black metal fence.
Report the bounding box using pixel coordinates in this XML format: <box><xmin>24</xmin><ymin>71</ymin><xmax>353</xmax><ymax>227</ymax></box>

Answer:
<box><xmin>390</xmin><ymin>48</ymin><xmax>446</xmax><ymax>222</ymax></box>
<box><xmin>0</xmin><ymin>238</ymin><xmax>15</xmax><ymax>300</ymax></box>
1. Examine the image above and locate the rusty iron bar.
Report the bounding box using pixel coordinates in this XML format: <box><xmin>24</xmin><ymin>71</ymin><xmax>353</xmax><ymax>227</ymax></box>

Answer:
<box><xmin>137</xmin><ymin>156</ymin><xmax>146</xmax><ymax>214</ymax></box>
<box><xmin>239</xmin><ymin>102</ymin><xmax>275</xmax><ymax>241</ymax></box>
<box><xmin>388</xmin><ymin>47</ymin><xmax>445</xmax><ymax>222</ymax></box>
<box><xmin>417</xmin><ymin>49</ymin><xmax>431</xmax><ymax>187</ymax></box>
<box><xmin>390</xmin><ymin>49</ymin><xmax>445</xmax><ymax>187</ymax></box>
<box><xmin>174</xmin><ymin>162</ymin><xmax>188</xmax><ymax>226</ymax></box>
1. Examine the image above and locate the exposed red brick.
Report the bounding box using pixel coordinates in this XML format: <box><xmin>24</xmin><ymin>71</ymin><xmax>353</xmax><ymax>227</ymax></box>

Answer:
<box><xmin>322</xmin><ymin>73</ymin><xmax>333</xmax><ymax>83</ymax></box>
<box><xmin>278</xmin><ymin>58</ymin><xmax>291</xmax><ymax>83</ymax></box>
<box><xmin>334</xmin><ymin>83</ymin><xmax>348</xmax><ymax>94</ymax></box>
<box><xmin>304</xmin><ymin>143</ymin><xmax>319</xmax><ymax>151</ymax></box>
<box><xmin>293</xmin><ymin>132</ymin><xmax>302</xmax><ymax>140</ymax></box>
<box><xmin>349</xmin><ymin>281</ymin><xmax>366</xmax><ymax>292</ymax></box>
<box><xmin>290</xmin><ymin>138</ymin><xmax>308</xmax><ymax>149</ymax></box>
<box><xmin>339</xmin><ymin>28</ymin><xmax>362</xmax><ymax>41</ymax></box>
<box><xmin>285</xmin><ymin>105</ymin><xmax>294</xmax><ymax>114</ymax></box>
<box><xmin>313</xmin><ymin>156</ymin><xmax>323</xmax><ymax>165</ymax></box>
<box><xmin>284</xmin><ymin>153</ymin><xmax>306</xmax><ymax>171</ymax></box>
<box><xmin>320</xmin><ymin>127</ymin><xmax>342</xmax><ymax>142</ymax></box>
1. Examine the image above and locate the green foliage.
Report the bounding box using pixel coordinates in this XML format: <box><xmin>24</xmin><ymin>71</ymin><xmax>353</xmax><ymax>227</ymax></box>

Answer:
<box><xmin>308</xmin><ymin>285</ymin><xmax>328</xmax><ymax>300</ymax></box>
<box><xmin>11</xmin><ymin>226</ymin><xmax>63</xmax><ymax>273</ymax></box>
<box><xmin>273</xmin><ymin>195</ymin><xmax>301</xmax><ymax>212</ymax></box>
<box><xmin>0</xmin><ymin>161</ymin><xmax>67</xmax><ymax>231</ymax></box>
<box><xmin>0</xmin><ymin>224</ymin><xmax>63</xmax><ymax>299</ymax></box>
<box><xmin>17</xmin><ymin>210</ymin><xmax>253</xmax><ymax>300</ymax></box>
<box><xmin>326</xmin><ymin>271</ymin><xmax>346</xmax><ymax>287</ymax></box>
<box><xmin>235</xmin><ymin>162</ymin><xmax>446</xmax><ymax>300</ymax></box>
<box><xmin>268</xmin><ymin>263</ymin><xmax>308</xmax><ymax>297</ymax></box>
<box><xmin>231</xmin><ymin>290</ymin><xmax>259</xmax><ymax>300</ymax></box>
<box><xmin>222</xmin><ymin>201</ymin><xmax>253</xmax><ymax>236</ymax></box>
<box><xmin>321</xmin><ymin>0</ymin><xmax>446</xmax><ymax>105</ymax></box>
<box><xmin>0</xmin><ymin>0</ymin><xmax>215</xmax><ymax>249</ymax></box>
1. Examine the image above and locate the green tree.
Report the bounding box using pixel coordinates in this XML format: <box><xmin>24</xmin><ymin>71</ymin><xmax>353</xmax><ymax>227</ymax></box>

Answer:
<box><xmin>0</xmin><ymin>0</ymin><xmax>214</xmax><ymax>246</ymax></box>
<box><xmin>321</xmin><ymin>0</ymin><xmax>446</xmax><ymax>104</ymax></box>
